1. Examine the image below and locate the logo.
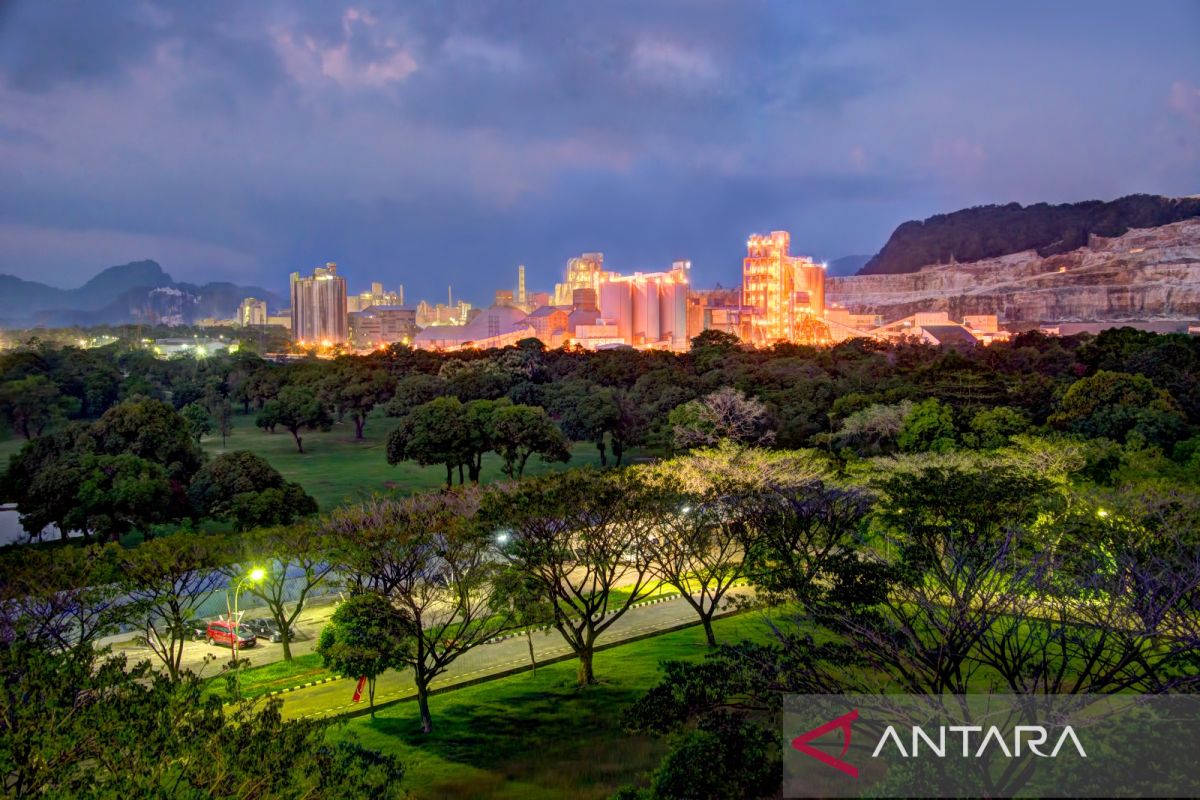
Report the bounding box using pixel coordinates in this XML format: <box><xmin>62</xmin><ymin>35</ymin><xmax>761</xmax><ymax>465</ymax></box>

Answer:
<box><xmin>791</xmin><ymin>708</ymin><xmax>859</xmax><ymax>778</ymax></box>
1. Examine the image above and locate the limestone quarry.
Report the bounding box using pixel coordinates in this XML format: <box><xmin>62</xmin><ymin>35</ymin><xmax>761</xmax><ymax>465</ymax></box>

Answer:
<box><xmin>827</xmin><ymin>219</ymin><xmax>1200</xmax><ymax>325</ymax></box>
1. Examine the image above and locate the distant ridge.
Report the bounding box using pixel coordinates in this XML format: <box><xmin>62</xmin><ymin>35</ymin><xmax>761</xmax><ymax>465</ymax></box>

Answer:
<box><xmin>0</xmin><ymin>260</ymin><xmax>281</xmax><ymax>327</ymax></box>
<box><xmin>860</xmin><ymin>194</ymin><xmax>1200</xmax><ymax>276</ymax></box>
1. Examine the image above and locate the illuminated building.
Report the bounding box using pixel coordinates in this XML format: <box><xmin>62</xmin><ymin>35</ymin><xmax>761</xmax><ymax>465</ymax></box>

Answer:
<box><xmin>412</xmin><ymin>306</ymin><xmax>532</xmax><ymax>351</ymax></box>
<box><xmin>554</xmin><ymin>252</ymin><xmax>608</xmax><ymax>305</ymax></box>
<box><xmin>416</xmin><ymin>299</ymin><xmax>473</xmax><ymax>327</ymax></box>
<box><xmin>742</xmin><ymin>231</ymin><xmax>827</xmax><ymax>344</ymax></box>
<box><xmin>526</xmin><ymin>306</ymin><xmax>569</xmax><ymax>347</ymax></box>
<box><xmin>594</xmin><ymin>261</ymin><xmax>691</xmax><ymax>350</ymax></box>
<box><xmin>349</xmin><ymin>305</ymin><xmax>419</xmax><ymax>348</ymax></box>
<box><xmin>494</xmin><ymin>289</ymin><xmax>515</xmax><ymax>307</ymax></box>
<box><xmin>688</xmin><ymin>286</ymin><xmax>754</xmax><ymax>341</ymax></box>
<box><xmin>347</xmin><ymin>282</ymin><xmax>403</xmax><ymax>312</ymax></box>
<box><xmin>290</xmin><ymin>263</ymin><xmax>348</xmax><ymax>344</ymax></box>
<box><xmin>237</xmin><ymin>297</ymin><xmax>268</xmax><ymax>326</ymax></box>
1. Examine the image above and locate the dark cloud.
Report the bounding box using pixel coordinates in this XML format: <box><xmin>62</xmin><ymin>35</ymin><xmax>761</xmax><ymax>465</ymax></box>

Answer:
<box><xmin>0</xmin><ymin>0</ymin><xmax>1197</xmax><ymax>301</ymax></box>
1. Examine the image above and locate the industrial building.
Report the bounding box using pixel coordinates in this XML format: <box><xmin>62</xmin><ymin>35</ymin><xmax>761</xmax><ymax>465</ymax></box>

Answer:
<box><xmin>290</xmin><ymin>262</ymin><xmax>348</xmax><ymax>345</ymax></box>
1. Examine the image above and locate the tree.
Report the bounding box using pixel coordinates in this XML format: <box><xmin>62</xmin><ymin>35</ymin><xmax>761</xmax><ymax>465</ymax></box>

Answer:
<box><xmin>0</xmin><ymin>375</ymin><xmax>77</xmax><ymax>439</ymax></box>
<box><xmin>0</xmin><ymin>636</ymin><xmax>405</xmax><ymax>797</ymax></box>
<box><xmin>490</xmin><ymin>402</ymin><xmax>570</xmax><ymax>478</ymax></box>
<box><xmin>484</xmin><ymin>469</ymin><xmax>658</xmax><ymax>685</ymax></box>
<box><xmin>317</xmin><ymin>592</ymin><xmax>413</xmax><ymax>717</ymax></box>
<box><xmin>2</xmin><ymin>425</ymin><xmax>88</xmax><ymax>540</ymax></box>
<box><xmin>669</xmin><ymin>387</ymin><xmax>775</xmax><ymax>451</ymax></box>
<box><xmin>550</xmin><ymin>382</ymin><xmax>621</xmax><ymax>466</ymax></box>
<box><xmin>229</xmin><ymin>524</ymin><xmax>336</xmax><ymax>661</ymax></box>
<box><xmin>383</xmin><ymin>373</ymin><xmax>446</xmax><ymax>417</ymax></box>
<box><xmin>327</xmin><ymin>492</ymin><xmax>517</xmax><ymax>732</ymax></box>
<box><xmin>67</xmin><ymin>453</ymin><xmax>180</xmax><ymax>542</ymax></box>
<box><xmin>386</xmin><ymin>396</ymin><xmax>470</xmax><ymax>487</ymax></box>
<box><xmin>84</xmin><ymin>396</ymin><xmax>204</xmax><ymax>483</ymax></box>
<box><xmin>180</xmin><ymin>401</ymin><xmax>213</xmax><ymax>443</ymax></box>
<box><xmin>188</xmin><ymin>450</ymin><xmax>318</xmax><ymax>530</ymax></box>
<box><xmin>210</xmin><ymin>396</ymin><xmax>234</xmax><ymax>448</ymax></box>
<box><xmin>833</xmin><ymin>400</ymin><xmax>913</xmax><ymax>455</ymax></box>
<box><xmin>119</xmin><ymin>535</ymin><xmax>225</xmax><ymax>681</ymax></box>
<box><xmin>896</xmin><ymin>397</ymin><xmax>957</xmax><ymax>453</ymax></box>
<box><xmin>1049</xmin><ymin>370</ymin><xmax>1186</xmax><ymax>448</ymax></box>
<box><xmin>966</xmin><ymin>405</ymin><xmax>1029</xmax><ymax>449</ymax></box>
<box><xmin>268</xmin><ymin>385</ymin><xmax>331</xmax><ymax>453</ymax></box>
<box><xmin>0</xmin><ymin>544</ymin><xmax>127</xmax><ymax>652</ymax></box>
<box><xmin>637</xmin><ymin>447</ymin><xmax>817</xmax><ymax>646</ymax></box>
<box><xmin>321</xmin><ymin>362</ymin><xmax>394</xmax><ymax>439</ymax></box>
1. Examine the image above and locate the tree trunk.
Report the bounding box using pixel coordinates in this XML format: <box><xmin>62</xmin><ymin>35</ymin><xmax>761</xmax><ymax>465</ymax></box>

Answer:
<box><xmin>354</xmin><ymin>416</ymin><xmax>365</xmax><ymax>439</ymax></box>
<box><xmin>517</xmin><ymin>452</ymin><xmax>531</xmax><ymax>478</ymax></box>
<box><xmin>368</xmin><ymin>676</ymin><xmax>376</xmax><ymax>718</ymax></box>
<box><xmin>576</xmin><ymin>646</ymin><xmax>595</xmax><ymax>686</ymax></box>
<box><xmin>596</xmin><ymin>440</ymin><xmax>607</xmax><ymax>467</ymax></box>
<box><xmin>291</xmin><ymin>429</ymin><xmax>304</xmax><ymax>453</ymax></box>
<box><xmin>526</xmin><ymin>630</ymin><xmax>537</xmax><ymax>674</ymax></box>
<box><xmin>613</xmin><ymin>438</ymin><xmax>624</xmax><ymax>466</ymax></box>
<box><xmin>416</xmin><ymin>679</ymin><xmax>433</xmax><ymax>733</ymax></box>
<box><xmin>702</xmin><ymin>614</ymin><xmax>716</xmax><ymax>647</ymax></box>
<box><xmin>445</xmin><ymin>463</ymin><xmax>453</xmax><ymax>488</ymax></box>
<box><xmin>280</xmin><ymin>632</ymin><xmax>292</xmax><ymax>661</ymax></box>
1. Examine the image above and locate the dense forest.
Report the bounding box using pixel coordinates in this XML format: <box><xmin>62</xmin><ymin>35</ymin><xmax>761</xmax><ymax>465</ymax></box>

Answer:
<box><xmin>860</xmin><ymin>193</ymin><xmax>1200</xmax><ymax>275</ymax></box>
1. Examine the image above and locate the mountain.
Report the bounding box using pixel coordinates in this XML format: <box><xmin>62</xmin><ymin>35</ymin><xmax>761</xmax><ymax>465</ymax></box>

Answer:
<box><xmin>859</xmin><ymin>194</ymin><xmax>1200</xmax><ymax>276</ymax></box>
<box><xmin>827</xmin><ymin>255</ymin><xmax>872</xmax><ymax>277</ymax></box>
<box><xmin>0</xmin><ymin>260</ymin><xmax>281</xmax><ymax>327</ymax></box>
<box><xmin>829</xmin><ymin>217</ymin><xmax>1200</xmax><ymax>324</ymax></box>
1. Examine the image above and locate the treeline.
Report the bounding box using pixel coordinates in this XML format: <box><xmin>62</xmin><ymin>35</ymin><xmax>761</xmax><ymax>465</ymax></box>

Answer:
<box><xmin>859</xmin><ymin>193</ymin><xmax>1200</xmax><ymax>275</ymax></box>
<box><xmin>4</xmin><ymin>326</ymin><xmax>1200</xmax><ymax>526</ymax></box>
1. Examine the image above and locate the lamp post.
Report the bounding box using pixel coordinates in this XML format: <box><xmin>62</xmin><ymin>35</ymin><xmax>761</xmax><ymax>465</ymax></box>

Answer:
<box><xmin>226</xmin><ymin>567</ymin><xmax>266</xmax><ymax>694</ymax></box>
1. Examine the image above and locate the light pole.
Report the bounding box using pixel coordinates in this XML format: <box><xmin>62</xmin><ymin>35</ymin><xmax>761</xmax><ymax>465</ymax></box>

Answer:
<box><xmin>226</xmin><ymin>566</ymin><xmax>265</xmax><ymax>694</ymax></box>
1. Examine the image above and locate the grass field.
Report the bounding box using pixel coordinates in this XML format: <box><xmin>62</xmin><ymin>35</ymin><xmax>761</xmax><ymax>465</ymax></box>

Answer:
<box><xmin>202</xmin><ymin>412</ymin><xmax>643</xmax><ymax>511</ymax></box>
<box><xmin>337</xmin><ymin>613</ymin><xmax>766</xmax><ymax>800</ymax></box>
<box><xmin>204</xmin><ymin>653</ymin><xmax>333</xmax><ymax>701</ymax></box>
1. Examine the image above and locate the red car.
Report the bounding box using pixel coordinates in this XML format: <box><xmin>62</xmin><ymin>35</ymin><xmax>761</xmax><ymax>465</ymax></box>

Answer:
<box><xmin>205</xmin><ymin>620</ymin><xmax>256</xmax><ymax>649</ymax></box>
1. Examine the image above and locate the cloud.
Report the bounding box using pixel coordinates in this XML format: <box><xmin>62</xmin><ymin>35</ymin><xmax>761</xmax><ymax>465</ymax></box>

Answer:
<box><xmin>272</xmin><ymin>9</ymin><xmax>417</xmax><ymax>90</ymax></box>
<box><xmin>629</xmin><ymin>37</ymin><xmax>718</xmax><ymax>85</ymax></box>
<box><xmin>1167</xmin><ymin>80</ymin><xmax>1200</xmax><ymax>126</ymax></box>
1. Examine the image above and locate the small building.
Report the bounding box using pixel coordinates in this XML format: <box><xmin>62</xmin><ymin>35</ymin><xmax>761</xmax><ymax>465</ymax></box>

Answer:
<box><xmin>525</xmin><ymin>306</ymin><xmax>570</xmax><ymax>348</ymax></box>
<box><xmin>153</xmin><ymin>338</ymin><xmax>230</xmax><ymax>358</ymax></box>
<box><xmin>349</xmin><ymin>305</ymin><xmax>419</xmax><ymax>348</ymax></box>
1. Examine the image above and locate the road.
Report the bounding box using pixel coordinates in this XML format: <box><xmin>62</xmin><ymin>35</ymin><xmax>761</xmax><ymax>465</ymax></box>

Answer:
<box><xmin>276</xmin><ymin>591</ymin><xmax>746</xmax><ymax>721</ymax></box>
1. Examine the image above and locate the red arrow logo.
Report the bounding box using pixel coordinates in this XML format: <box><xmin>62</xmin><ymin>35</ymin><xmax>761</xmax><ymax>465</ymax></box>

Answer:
<box><xmin>352</xmin><ymin>676</ymin><xmax>367</xmax><ymax>703</ymax></box>
<box><xmin>791</xmin><ymin>708</ymin><xmax>859</xmax><ymax>778</ymax></box>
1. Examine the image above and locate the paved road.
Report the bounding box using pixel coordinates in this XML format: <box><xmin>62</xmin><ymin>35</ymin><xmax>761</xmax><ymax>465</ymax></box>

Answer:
<box><xmin>106</xmin><ymin>593</ymin><xmax>345</xmax><ymax>678</ymax></box>
<box><xmin>276</xmin><ymin>592</ymin><xmax>744</xmax><ymax>721</ymax></box>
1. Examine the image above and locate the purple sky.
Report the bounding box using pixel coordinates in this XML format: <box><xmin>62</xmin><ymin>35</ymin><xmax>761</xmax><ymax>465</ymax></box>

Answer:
<box><xmin>1</xmin><ymin>1</ymin><xmax>1197</xmax><ymax>305</ymax></box>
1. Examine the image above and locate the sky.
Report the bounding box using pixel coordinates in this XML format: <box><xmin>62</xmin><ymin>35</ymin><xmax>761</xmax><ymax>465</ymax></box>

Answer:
<box><xmin>0</xmin><ymin>0</ymin><xmax>1198</xmax><ymax>305</ymax></box>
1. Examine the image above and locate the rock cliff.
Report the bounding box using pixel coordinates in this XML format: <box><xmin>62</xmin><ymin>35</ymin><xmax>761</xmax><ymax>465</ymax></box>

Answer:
<box><xmin>827</xmin><ymin>219</ymin><xmax>1200</xmax><ymax>324</ymax></box>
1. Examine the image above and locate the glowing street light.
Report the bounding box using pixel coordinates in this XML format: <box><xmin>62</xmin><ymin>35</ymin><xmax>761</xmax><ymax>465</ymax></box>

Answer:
<box><xmin>227</xmin><ymin>566</ymin><xmax>266</xmax><ymax>694</ymax></box>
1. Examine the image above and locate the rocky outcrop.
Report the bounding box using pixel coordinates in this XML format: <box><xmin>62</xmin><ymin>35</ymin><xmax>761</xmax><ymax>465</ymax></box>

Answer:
<box><xmin>828</xmin><ymin>219</ymin><xmax>1200</xmax><ymax>324</ymax></box>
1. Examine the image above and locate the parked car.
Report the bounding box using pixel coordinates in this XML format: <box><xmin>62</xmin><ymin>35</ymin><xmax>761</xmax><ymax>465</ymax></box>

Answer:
<box><xmin>244</xmin><ymin>617</ymin><xmax>297</xmax><ymax>643</ymax></box>
<box><xmin>205</xmin><ymin>620</ymin><xmax>256</xmax><ymax>649</ymax></box>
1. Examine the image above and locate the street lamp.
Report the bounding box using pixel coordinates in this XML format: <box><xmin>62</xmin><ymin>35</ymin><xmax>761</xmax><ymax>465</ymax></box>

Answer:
<box><xmin>226</xmin><ymin>566</ymin><xmax>266</xmax><ymax>693</ymax></box>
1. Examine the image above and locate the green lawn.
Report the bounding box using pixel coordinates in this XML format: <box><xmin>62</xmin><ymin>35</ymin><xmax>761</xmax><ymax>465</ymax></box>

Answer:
<box><xmin>0</xmin><ymin>429</ymin><xmax>25</xmax><ymax>471</ymax></box>
<box><xmin>202</xmin><ymin>412</ymin><xmax>642</xmax><ymax>511</ymax></box>
<box><xmin>337</xmin><ymin>613</ymin><xmax>766</xmax><ymax>800</ymax></box>
<box><xmin>204</xmin><ymin>653</ymin><xmax>333</xmax><ymax>701</ymax></box>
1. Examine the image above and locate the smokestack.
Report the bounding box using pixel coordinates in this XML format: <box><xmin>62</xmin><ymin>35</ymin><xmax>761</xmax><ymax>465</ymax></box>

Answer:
<box><xmin>518</xmin><ymin>265</ymin><xmax>526</xmax><ymax>306</ymax></box>
<box><xmin>398</xmin><ymin>284</ymin><xmax>404</xmax><ymax>306</ymax></box>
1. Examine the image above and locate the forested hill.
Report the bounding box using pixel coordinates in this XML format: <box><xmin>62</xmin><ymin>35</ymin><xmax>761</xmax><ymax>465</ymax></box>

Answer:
<box><xmin>859</xmin><ymin>194</ymin><xmax>1200</xmax><ymax>276</ymax></box>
